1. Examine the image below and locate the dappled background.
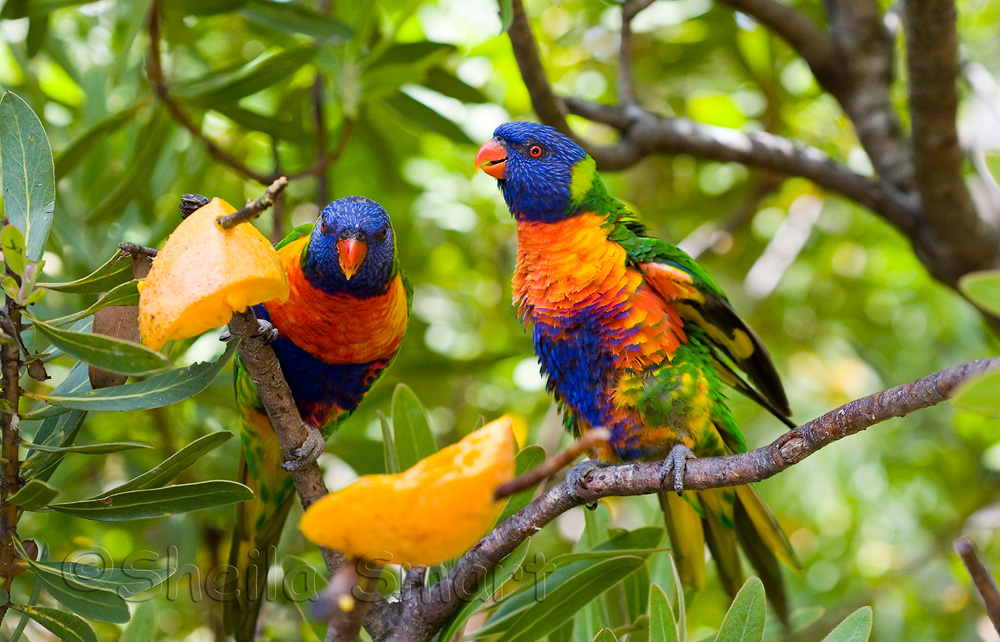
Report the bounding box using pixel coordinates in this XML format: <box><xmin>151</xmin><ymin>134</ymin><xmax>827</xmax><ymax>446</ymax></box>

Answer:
<box><xmin>2</xmin><ymin>0</ymin><xmax>1000</xmax><ymax>639</ymax></box>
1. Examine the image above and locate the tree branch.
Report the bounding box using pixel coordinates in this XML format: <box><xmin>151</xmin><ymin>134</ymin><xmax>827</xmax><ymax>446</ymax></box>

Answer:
<box><xmin>956</xmin><ymin>537</ymin><xmax>1000</xmax><ymax>635</ymax></box>
<box><xmin>506</xmin><ymin>0</ymin><xmax>572</xmax><ymax>138</ymax></box>
<box><xmin>0</xmin><ymin>304</ymin><xmax>22</xmax><ymax>627</ymax></box>
<box><xmin>377</xmin><ymin>357</ymin><xmax>999</xmax><ymax>641</ymax></box>
<box><xmin>904</xmin><ymin>0</ymin><xmax>1000</xmax><ymax>284</ymax></box>
<box><xmin>564</xmin><ymin>98</ymin><xmax>920</xmax><ymax>233</ymax></box>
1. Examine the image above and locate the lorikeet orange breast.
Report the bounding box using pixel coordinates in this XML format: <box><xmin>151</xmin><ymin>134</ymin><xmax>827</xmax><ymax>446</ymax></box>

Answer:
<box><xmin>226</xmin><ymin>196</ymin><xmax>410</xmax><ymax>641</ymax></box>
<box><xmin>477</xmin><ymin>122</ymin><xmax>798</xmax><ymax>617</ymax></box>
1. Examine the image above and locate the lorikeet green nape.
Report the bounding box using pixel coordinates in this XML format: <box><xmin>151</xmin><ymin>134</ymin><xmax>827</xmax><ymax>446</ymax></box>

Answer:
<box><xmin>475</xmin><ymin>122</ymin><xmax>799</xmax><ymax>617</ymax></box>
<box><xmin>224</xmin><ymin>196</ymin><xmax>411</xmax><ymax>641</ymax></box>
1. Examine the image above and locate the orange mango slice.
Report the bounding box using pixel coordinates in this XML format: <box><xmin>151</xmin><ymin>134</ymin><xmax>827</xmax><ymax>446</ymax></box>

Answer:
<box><xmin>138</xmin><ymin>198</ymin><xmax>289</xmax><ymax>350</ymax></box>
<box><xmin>299</xmin><ymin>416</ymin><xmax>517</xmax><ymax>566</ymax></box>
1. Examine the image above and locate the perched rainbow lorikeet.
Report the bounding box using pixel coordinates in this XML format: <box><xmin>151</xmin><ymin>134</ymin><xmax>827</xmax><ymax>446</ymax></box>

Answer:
<box><xmin>224</xmin><ymin>196</ymin><xmax>411</xmax><ymax>641</ymax></box>
<box><xmin>475</xmin><ymin>122</ymin><xmax>799</xmax><ymax>616</ymax></box>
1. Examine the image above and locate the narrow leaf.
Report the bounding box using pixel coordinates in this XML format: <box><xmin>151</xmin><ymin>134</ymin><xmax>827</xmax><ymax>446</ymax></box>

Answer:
<box><xmin>239</xmin><ymin>0</ymin><xmax>352</xmax><ymax>40</ymax></box>
<box><xmin>593</xmin><ymin>629</ymin><xmax>618</xmax><ymax>642</ymax></box>
<box><xmin>27</xmin><ymin>559</ymin><xmax>130</xmax><ymax>623</ymax></box>
<box><xmin>34</xmin><ymin>561</ymin><xmax>174</xmax><ymax>597</ymax></box>
<box><xmin>424</xmin><ymin>66</ymin><xmax>489</xmax><ymax>103</ymax></box>
<box><xmin>93</xmin><ymin>431</ymin><xmax>233</xmax><ymax>498</ymax></box>
<box><xmin>40</xmin><ymin>250</ymin><xmax>131</xmax><ymax>293</ymax></box>
<box><xmin>649</xmin><ymin>585</ymin><xmax>679</xmax><ymax>642</ymax></box>
<box><xmin>54</xmin><ymin>102</ymin><xmax>143</xmax><ymax>179</ymax></box>
<box><xmin>9</xmin><ymin>605</ymin><xmax>97</xmax><ymax>642</ymax></box>
<box><xmin>24</xmin><ymin>440</ymin><xmax>151</xmax><ymax>454</ymax></box>
<box><xmin>391</xmin><ymin>383</ymin><xmax>437</xmax><ymax>471</ymax></box>
<box><xmin>177</xmin><ymin>47</ymin><xmax>316</xmax><ymax>104</ymax></box>
<box><xmin>7</xmin><ymin>479</ymin><xmax>59</xmax><ymax>510</ymax></box>
<box><xmin>384</xmin><ymin>91</ymin><xmax>473</xmax><ymax>144</ymax></box>
<box><xmin>29</xmin><ymin>339</ymin><xmax>236</xmax><ymax>411</ymax></box>
<box><xmin>0</xmin><ymin>91</ymin><xmax>55</xmax><ymax>261</ymax></box>
<box><xmin>378</xmin><ymin>410</ymin><xmax>398</xmax><ymax>474</ymax></box>
<box><xmin>494</xmin><ymin>444</ymin><xmax>546</xmax><ymax>527</ymax></box>
<box><xmin>49</xmin><ymin>480</ymin><xmax>254</xmax><ymax>521</ymax></box>
<box><xmin>30</xmin><ymin>315</ymin><xmax>169</xmax><ymax>376</ymax></box>
<box><xmin>48</xmin><ymin>279</ymin><xmax>140</xmax><ymax>326</ymax></box>
<box><xmin>821</xmin><ymin>607</ymin><xmax>873</xmax><ymax>642</ymax></box>
<box><xmin>715</xmin><ymin>577</ymin><xmax>766</xmax><ymax>642</ymax></box>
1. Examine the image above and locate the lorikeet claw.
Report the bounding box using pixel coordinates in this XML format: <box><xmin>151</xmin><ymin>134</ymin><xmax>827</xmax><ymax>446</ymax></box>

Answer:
<box><xmin>565</xmin><ymin>459</ymin><xmax>609</xmax><ymax>504</ymax></box>
<box><xmin>659</xmin><ymin>444</ymin><xmax>696</xmax><ymax>495</ymax></box>
<box><xmin>251</xmin><ymin>319</ymin><xmax>279</xmax><ymax>344</ymax></box>
<box><xmin>282</xmin><ymin>426</ymin><xmax>326</xmax><ymax>472</ymax></box>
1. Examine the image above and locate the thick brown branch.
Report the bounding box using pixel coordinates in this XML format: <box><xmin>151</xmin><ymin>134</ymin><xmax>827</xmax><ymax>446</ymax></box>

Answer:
<box><xmin>904</xmin><ymin>0</ymin><xmax>1000</xmax><ymax>283</ymax></box>
<box><xmin>565</xmin><ymin>99</ymin><xmax>919</xmax><ymax>233</ymax></box>
<box><xmin>379</xmin><ymin>357</ymin><xmax>1000</xmax><ymax>641</ymax></box>
<box><xmin>956</xmin><ymin>537</ymin><xmax>1000</xmax><ymax>634</ymax></box>
<box><xmin>0</xmin><ymin>305</ymin><xmax>21</xmax><ymax>626</ymax></box>
<box><xmin>506</xmin><ymin>0</ymin><xmax>572</xmax><ymax>138</ymax></box>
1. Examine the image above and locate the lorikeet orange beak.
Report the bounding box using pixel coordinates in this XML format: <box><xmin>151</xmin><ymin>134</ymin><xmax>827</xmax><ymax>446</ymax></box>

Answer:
<box><xmin>337</xmin><ymin>237</ymin><xmax>367</xmax><ymax>280</ymax></box>
<box><xmin>475</xmin><ymin>139</ymin><xmax>507</xmax><ymax>179</ymax></box>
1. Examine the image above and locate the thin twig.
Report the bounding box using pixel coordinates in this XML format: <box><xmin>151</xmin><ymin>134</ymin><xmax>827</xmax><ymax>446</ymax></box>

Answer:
<box><xmin>118</xmin><ymin>243</ymin><xmax>159</xmax><ymax>258</ymax></box>
<box><xmin>956</xmin><ymin>537</ymin><xmax>1000</xmax><ymax>635</ymax></box>
<box><xmin>216</xmin><ymin>177</ymin><xmax>289</xmax><ymax>229</ymax></box>
<box><xmin>146</xmin><ymin>1</ymin><xmax>273</xmax><ymax>185</ymax></box>
<box><xmin>618</xmin><ymin>0</ymin><xmax>655</xmax><ymax>105</ymax></box>
<box><xmin>377</xmin><ymin>357</ymin><xmax>1000</xmax><ymax>641</ymax></box>
<box><xmin>494</xmin><ymin>429</ymin><xmax>610</xmax><ymax>500</ymax></box>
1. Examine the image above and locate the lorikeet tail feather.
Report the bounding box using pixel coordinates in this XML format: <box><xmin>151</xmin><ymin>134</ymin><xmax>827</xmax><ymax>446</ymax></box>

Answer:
<box><xmin>659</xmin><ymin>485</ymin><xmax>799</xmax><ymax>622</ymax></box>
<box><xmin>224</xmin><ymin>453</ymin><xmax>295</xmax><ymax>642</ymax></box>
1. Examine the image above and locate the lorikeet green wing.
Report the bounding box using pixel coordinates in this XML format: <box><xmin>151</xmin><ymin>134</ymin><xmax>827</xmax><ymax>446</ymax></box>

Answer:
<box><xmin>477</xmin><ymin>122</ymin><xmax>799</xmax><ymax>620</ymax></box>
<box><xmin>225</xmin><ymin>197</ymin><xmax>410</xmax><ymax>642</ymax></box>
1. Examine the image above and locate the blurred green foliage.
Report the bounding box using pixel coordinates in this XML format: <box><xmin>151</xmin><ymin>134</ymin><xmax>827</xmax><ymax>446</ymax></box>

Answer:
<box><xmin>1</xmin><ymin>0</ymin><xmax>1000</xmax><ymax>640</ymax></box>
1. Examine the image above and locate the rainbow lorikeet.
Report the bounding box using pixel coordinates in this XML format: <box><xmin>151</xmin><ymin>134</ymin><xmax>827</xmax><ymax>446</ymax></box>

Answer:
<box><xmin>224</xmin><ymin>196</ymin><xmax>411</xmax><ymax>641</ymax></box>
<box><xmin>475</xmin><ymin>122</ymin><xmax>799</xmax><ymax>615</ymax></box>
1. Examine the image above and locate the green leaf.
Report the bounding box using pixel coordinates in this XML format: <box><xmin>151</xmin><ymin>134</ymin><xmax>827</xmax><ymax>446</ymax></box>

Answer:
<box><xmin>649</xmin><ymin>585</ymin><xmax>679</xmax><ymax>642</ymax></box>
<box><xmin>952</xmin><ymin>369</ymin><xmax>1000</xmax><ymax>416</ymax></box>
<box><xmin>485</xmin><ymin>556</ymin><xmax>647</xmax><ymax>642</ymax></box>
<box><xmin>93</xmin><ymin>431</ymin><xmax>233</xmax><ymax>498</ymax></box>
<box><xmin>437</xmin><ymin>540</ymin><xmax>531</xmax><ymax>642</ymax></box>
<box><xmin>21</xmin><ymin>543</ymin><xmax>131</xmax><ymax>623</ymax></box>
<box><xmin>29</xmin><ymin>339</ymin><xmax>236</xmax><ymax>411</ymax></box>
<box><xmin>0</xmin><ymin>0</ymin><xmax>96</xmax><ymax>18</ymax></box>
<box><xmin>593</xmin><ymin>629</ymin><xmax>618</xmax><ymax>642</ymax></box>
<box><xmin>384</xmin><ymin>91</ymin><xmax>473</xmax><ymax>144</ymax></box>
<box><xmin>715</xmin><ymin>577</ymin><xmax>766</xmax><ymax>642</ymax></box>
<box><xmin>49</xmin><ymin>480</ymin><xmax>254</xmax><ymax>521</ymax></box>
<box><xmin>624</xmin><ymin>562</ymin><xmax>651</xmax><ymax>623</ymax></box>
<box><xmin>9</xmin><ymin>605</ymin><xmax>97</xmax><ymax>642</ymax></box>
<box><xmin>40</xmin><ymin>250</ymin><xmax>132</xmax><ymax>293</ymax></box>
<box><xmin>548</xmin><ymin>527</ymin><xmax>666</xmax><ymax>569</ymax></box>
<box><xmin>34</xmin><ymin>561</ymin><xmax>174</xmax><ymax>597</ymax></box>
<box><xmin>499</xmin><ymin>0</ymin><xmax>513</xmax><ymax>33</ymax></box>
<box><xmin>960</xmin><ymin>270</ymin><xmax>1000</xmax><ymax>317</ymax></box>
<box><xmin>493</xmin><ymin>444</ymin><xmax>546</xmax><ymax>528</ymax></box>
<box><xmin>369</xmin><ymin>41</ymin><xmax>456</xmax><ymax>68</ymax></box>
<box><xmin>0</xmin><ymin>91</ymin><xmax>55</xmax><ymax>261</ymax></box>
<box><xmin>210</xmin><ymin>103</ymin><xmax>313</xmax><ymax>145</ymax></box>
<box><xmin>821</xmin><ymin>607</ymin><xmax>873</xmax><ymax>642</ymax></box>
<box><xmin>30</xmin><ymin>315</ymin><xmax>169</xmax><ymax>376</ymax></box>
<box><xmin>24</xmin><ymin>440</ymin><xmax>151</xmax><ymax>454</ymax></box>
<box><xmin>47</xmin><ymin>279</ymin><xmax>140</xmax><ymax>326</ymax></box>
<box><xmin>54</xmin><ymin>102</ymin><xmax>143</xmax><ymax>179</ymax></box>
<box><xmin>390</xmin><ymin>383</ymin><xmax>437</xmax><ymax>471</ymax></box>
<box><xmin>8</xmin><ymin>479</ymin><xmax>59</xmax><ymax>509</ymax></box>
<box><xmin>424</xmin><ymin>66</ymin><xmax>489</xmax><ymax>103</ymax></box>
<box><xmin>121</xmin><ymin>601</ymin><xmax>155</xmax><ymax>642</ymax></box>
<box><xmin>2</xmin><ymin>276</ymin><xmax>19</xmax><ymax>299</ymax></box>
<box><xmin>239</xmin><ymin>0</ymin><xmax>352</xmax><ymax>40</ymax></box>
<box><xmin>177</xmin><ymin>47</ymin><xmax>317</xmax><ymax>104</ymax></box>
<box><xmin>377</xmin><ymin>410</ymin><xmax>398</xmax><ymax>474</ymax></box>
<box><xmin>2</xmin><ymin>224</ymin><xmax>27</xmax><ymax>275</ymax></box>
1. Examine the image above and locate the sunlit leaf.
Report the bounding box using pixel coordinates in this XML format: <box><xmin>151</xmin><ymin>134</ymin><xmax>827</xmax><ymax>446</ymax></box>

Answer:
<box><xmin>239</xmin><ymin>0</ymin><xmax>351</xmax><ymax>40</ymax></box>
<box><xmin>959</xmin><ymin>270</ymin><xmax>1000</xmax><ymax>317</ymax></box>
<box><xmin>49</xmin><ymin>480</ymin><xmax>254</xmax><ymax>521</ymax></box>
<box><xmin>384</xmin><ymin>91</ymin><xmax>473</xmax><ymax>144</ymax></box>
<box><xmin>177</xmin><ymin>47</ymin><xmax>317</xmax><ymax>104</ymax></box>
<box><xmin>715</xmin><ymin>577</ymin><xmax>766</xmax><ymax>642</ymax></box>
<box><xmin>390</xmin><ymin>383</ymin><xmax>437</xmax><ymax>471</ymax></box>
<box><xmin>2</xmin><ymin>224</ymin><xmax>27</xmax><ymax>275</ymax></box>
<box><xmin>821</xmin><ymin>606</ymin><xmax>872</xmax><ymax>642</ymax></box>
<box><xmin>54</xmin><ymin>102</ymin><xmax>144</xmax><ymax>179</ymax></box>
<box><xmin>952</xmin><ymin>369</ymin><xmax>1000</xmax><ymax>416</ymax></box>
<box><xmin>0</xmin><ymin>91</ymin><xmax>55</xmax><ymax>261</ymax></box>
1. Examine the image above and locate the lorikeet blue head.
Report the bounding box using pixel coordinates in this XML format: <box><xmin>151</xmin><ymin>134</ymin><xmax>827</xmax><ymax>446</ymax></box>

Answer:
<box><xmin>304</xmin><ymin>196</ymin><xmax>397</xmax><ymax>297</ymax></box>
<box><xmin>475</xmin><ymin>122</ymin><xmax>590</xmax><ymax>222</ymax></box>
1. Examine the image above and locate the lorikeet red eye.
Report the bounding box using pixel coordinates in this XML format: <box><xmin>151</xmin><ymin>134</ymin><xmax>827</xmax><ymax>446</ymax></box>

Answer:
<box><xmin>529</xmin><ymin>145</ymin><xmax>543</xmax><ymax>158</ymax></box>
